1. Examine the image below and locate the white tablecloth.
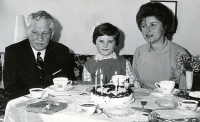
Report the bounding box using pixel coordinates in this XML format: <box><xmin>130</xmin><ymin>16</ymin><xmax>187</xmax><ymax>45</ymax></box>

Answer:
<box><xmin>4</xmin><ymin>85</ymin><xmax>200</xmax><ymax>122</ymax></box>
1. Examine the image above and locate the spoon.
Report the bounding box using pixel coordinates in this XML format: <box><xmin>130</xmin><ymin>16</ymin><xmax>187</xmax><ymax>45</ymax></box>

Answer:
<box><xmin>141</xmin><ymin>101</ymin><xmax>147</xmax><ymax>111</ymax></box>
<box><xmin>99</xmin><ymin>108</ymin><xmax>112</xmax><ymax>118</ymax></box>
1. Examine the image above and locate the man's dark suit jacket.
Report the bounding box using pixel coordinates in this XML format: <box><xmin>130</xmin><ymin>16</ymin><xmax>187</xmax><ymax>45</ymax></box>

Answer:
<box><xmin>2</xmin><ymin>39</ymin><xmax>73</xmax><ymax>102</ymax></box>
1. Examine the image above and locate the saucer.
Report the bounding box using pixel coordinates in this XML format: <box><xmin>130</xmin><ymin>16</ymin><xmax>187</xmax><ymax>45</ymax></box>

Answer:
<box><xmin>176</xmin><ymin>106</ymin><xmax>200</xmax><ymax>113</ymax></box>
<box><xmin>48</xmin><ymin>85</ymin><xmax>74</xmax><ymax>92</ymax></box>
<box><xmin>103</xmin><ymin>107</ymin><xmax>136</xmax><ymax>117</ymax></box>
<box><xmin>76</xmin><ymin>109</ymin><xmax>102</xmax><ymax>116</ymax></box>
<box><xmin>152</xmin><ymin>88</ymin><xmax>180</xmax><ymax>95</ymax></box>
<box><xmin>189</xmin><ymin>91</ymin><xmax>200</xmax><ymax>98</ymax></box>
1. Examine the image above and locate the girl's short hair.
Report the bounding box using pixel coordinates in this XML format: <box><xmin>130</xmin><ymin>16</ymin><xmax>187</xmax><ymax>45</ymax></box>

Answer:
<box><xmin>92</xmin><ymin>23</ymin><xmax>120</xmax><ymax>46</ymax></box>
<box><xmin>136</xmin><ymin>2</ymin><xmax>173</xmax><ymax>35</ymax></box>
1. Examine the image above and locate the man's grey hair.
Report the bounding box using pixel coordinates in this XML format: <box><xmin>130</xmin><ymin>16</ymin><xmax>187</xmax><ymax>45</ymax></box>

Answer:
<box><xmin>26</xmin><ymin>10</ymin><xmax>56</xmax><ymax>32</ymax></box>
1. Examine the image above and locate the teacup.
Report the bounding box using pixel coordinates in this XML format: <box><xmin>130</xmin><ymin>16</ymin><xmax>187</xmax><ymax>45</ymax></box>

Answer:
<box><xmin>53</xmin><ymin>77</ymin><xmax>73</xmax><ymax>91</ymax></box>
<box><xmin>155</xmin><ymin>81</ymin><xmax>175</xmax><ymax>94</ymax></box>
<box><xmin>110</xmin><ymin>75</ymin><xmax>126</xmax><ymax>86</ymax></box>
<box><xmin>124</xmin><ymin>82</ymin><xmax>130</xmax><ymax>89</ymax></box>
<box><xmin>178</xmin><ymin>100</ymin><xmax>198</xmax><ymax>111</ymax></box>
<box><xmin>79</xmin><ymin>103</ymin><xmax>97</xmax><ymax>115</ymax></box>
<box><xmin>29</xmin><ymin>88</ymin><xmax>45</xmax><ymax>99</ymax></box>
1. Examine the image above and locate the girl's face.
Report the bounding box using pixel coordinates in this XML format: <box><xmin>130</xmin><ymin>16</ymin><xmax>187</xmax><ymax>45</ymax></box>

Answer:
<box><xmin>96</xmin><ymin>35</ymin><xmax>116</xmax><ymax>56</ymax></box>
<box><xmin>141</xmin><ymin>16</ymin><xmax>165</xmax><ymax>48</ymax></box>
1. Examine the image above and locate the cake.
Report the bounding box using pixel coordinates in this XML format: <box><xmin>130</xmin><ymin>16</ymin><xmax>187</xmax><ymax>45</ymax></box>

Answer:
<box><xmin>90</xmin><ymin>84</ymin><xmax>134</xmax><ymax>105</ymax></box>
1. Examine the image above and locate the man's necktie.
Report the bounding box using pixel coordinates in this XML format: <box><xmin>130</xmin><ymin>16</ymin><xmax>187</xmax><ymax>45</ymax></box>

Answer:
<box><xmin>37</xmin><ymin>52</ymin><xmax>43</xmax><ymax>78</ymax></box>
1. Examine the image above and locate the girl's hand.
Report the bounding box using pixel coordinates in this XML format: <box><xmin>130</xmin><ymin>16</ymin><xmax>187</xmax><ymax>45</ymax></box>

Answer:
<box><xmin>133</xmin><ymin>80</ymin><xmax>141</xmax><ymax>88</ymax></box>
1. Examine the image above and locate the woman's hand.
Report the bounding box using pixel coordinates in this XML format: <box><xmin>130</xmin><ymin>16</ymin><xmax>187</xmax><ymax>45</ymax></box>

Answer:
<box><xmin>131</xmin><ymin>80</ymin><xmax>141</xmax><ymax>88</ymax></box>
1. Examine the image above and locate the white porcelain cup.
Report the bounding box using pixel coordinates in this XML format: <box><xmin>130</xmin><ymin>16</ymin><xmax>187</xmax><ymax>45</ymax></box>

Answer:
<box><xmin>29</xmin><ymin>88</ymin><xmax>45</xmax><ymax>99</ymax></box>
<box><xmin>178</xmin><ymin>100</ymin><xmax>198</xmax><ymax>111</ymax></box>
<box><xmin>79</xmin><ymin>103</ymin><xmax>97</xmax><ymax>115</ymax></box>
<box><xmin>53</xmin><ymin>77</ymin><xmax>73</xmax><ymax>91</ymax></box>
<box><xmin>124</xmin><ymin>82</ymin><xmax>130</xmax><ymax>89</ymax></box>
<box><xmin>110</xmin><ymin>75</ymin><xmax>126</xmax><ymax>86</ymax></box>
<box><xmin>155</xmin><ymin>81</ymin><xmax>175</xmax><ymax>94</ymax></box>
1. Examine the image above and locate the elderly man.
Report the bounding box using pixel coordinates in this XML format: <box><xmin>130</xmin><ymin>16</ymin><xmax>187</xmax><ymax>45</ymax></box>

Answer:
<box><xmin>0</xmin><ymin>10</ymin><xmax>72</xmax><ymax>110</ymax></box>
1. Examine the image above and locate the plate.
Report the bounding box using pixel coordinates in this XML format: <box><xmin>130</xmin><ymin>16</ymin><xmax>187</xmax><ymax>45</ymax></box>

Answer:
<box><xmin>132</xmin><ymin>88</ymin><xmax>151</xmax><ymax>98</ymax></box>
<box><xmin>188</xmin><ymin>91</ymin><xmax>200</xmax><ymax>101</ymax></box>
<box><xmin>123</xmin><ymin>97</ymin><xmax>135</xmax><ymax>104</ymax></box>
<box><xmin>48</xmin><ymin>96</ymin><xmax>74</xmax><ymax>104</ymax></box>
<box><xmin>97</xmin><ymin>97</ymin><xmax>135</xmax><ymax>108</ymax></box>
<box><xmin>155</xmin><ymin>97</ymin><xmax>184</xmax><ymax>108</ymax></box>
<box><xmin>103</xmin><ymin>107</ymin><xmax>136</xmax><ymax>117</ymax></box>
<box><xmin>86</xmin><ymin>87</ymin><xmax>93</xmax><ymax>92</ymax></box>
<box><xmin>48</xmin><ymin>85</ymin><xmax>74</xmax><ymax>92</ymax></box>
<box><xmin>76</xmin><ymin>109</ymin><xmax>102</xmax><ymax>116</ymax></box>
<box><xmin>152</xmin><ymin>88</ymin><xmax>180</xmax><ymax>95</ymax></box>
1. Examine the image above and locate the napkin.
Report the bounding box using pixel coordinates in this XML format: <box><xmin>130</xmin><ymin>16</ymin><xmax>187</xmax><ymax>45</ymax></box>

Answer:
<box><xmin>26</xmin><ymin>100</ymin><xmax>68</xmax><ymax>114</ymax></box>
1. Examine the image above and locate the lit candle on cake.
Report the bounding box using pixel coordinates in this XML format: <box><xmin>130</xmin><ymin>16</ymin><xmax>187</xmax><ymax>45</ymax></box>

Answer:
<box><xmin>124</xmin><ymin>75</ymin><xmax>127</xmax><ymax>92</ymax></box>
<box><xmin>115</xmin><ymin>78</ymin><xmax>119</xmax><ymax>95</ymax></box>
<box><xmin>95</xmin><ymin>70</ymin><xmax>98</xmax><ymax>91</ymax></box>
<box><xmin>100</xmin><ymin>69</ymin><xmax>103</xmax><ymax>95</ymax></box>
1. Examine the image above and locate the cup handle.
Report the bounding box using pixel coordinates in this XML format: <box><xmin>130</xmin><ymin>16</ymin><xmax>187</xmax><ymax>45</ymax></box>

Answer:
<box><xmin>42</xmin><ymin>91</ymin><xmax>45</xmax><ymax>96</ymax></box>
<box><xmin>68</xmin><ymin>80</ymin><xmax>73</xmax><ymax>85</ymax></box>
<box><xmin>155</xmin><ymin>83</ymin><xmax>160</xmax><ymax>88</ymax></box>
<box><xmin>155</xmin><ymin>83</ymin><xmax>162</xmax><ymax>92</ymax></box>
<box><xmin>66</xmin><ymin>80</ymin><xmax>73</xmax><ymax>87</ymax></box>
<box><xmin>178</xmin><ymin>102</ymin><xmax>182</xmax><ymax>107</ymax></box>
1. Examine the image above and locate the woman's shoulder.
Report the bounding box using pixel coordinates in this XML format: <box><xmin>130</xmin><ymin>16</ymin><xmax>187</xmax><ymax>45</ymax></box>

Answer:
<box><xmin>134</xmin><ymin>43</ymin><xmax>149</xmax><ymax>54</ymax></box>
<box><xmin>170</xmin><ymin>41</ymin><xmax>187</xmax><ymax>54</ymax></box>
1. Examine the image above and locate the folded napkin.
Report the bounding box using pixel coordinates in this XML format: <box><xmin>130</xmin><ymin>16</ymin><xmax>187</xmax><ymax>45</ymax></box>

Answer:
<box><xmin>26</xmin><ymin>100</ymin><xmax>68</xmax><ymax>115</ymax></box>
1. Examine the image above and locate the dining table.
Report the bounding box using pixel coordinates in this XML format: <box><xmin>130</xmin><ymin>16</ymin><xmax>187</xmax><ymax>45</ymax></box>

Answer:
<box><xmin>3</xmin><ymin>82</ymin><xmax>200</xmax><ymax>122</ymax></box>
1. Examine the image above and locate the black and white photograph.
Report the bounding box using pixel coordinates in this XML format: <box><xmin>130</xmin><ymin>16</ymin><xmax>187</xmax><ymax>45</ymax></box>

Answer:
<box><xmin>0</xmin><ymin>0</ymin><xmax>200</xmax><ymax>122</ymax></box>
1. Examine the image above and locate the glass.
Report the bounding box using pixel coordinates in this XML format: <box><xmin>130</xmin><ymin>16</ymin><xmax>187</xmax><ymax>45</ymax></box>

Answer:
<box><xmin>185</xmin><ymin>89</ymin><xmax>191</xmax><ymax>99</ymax></box>
<box><xmin>141</xmin><ymin>101</ymin><xmax>147</xmax><ymax>111</ymax></box>
<box><xmin>148</xmin><ymin>111</ymin><xmax>159</xmax><ymax>122</ymax></box>
<box><xmin>186</xmin><ymin>71</ymin><xmax>193</xmax><ymax>90</ymax></box>
<box><xmin>185</xmin><ymin>71</ymin><xmax>194</xmax><ymax>99</ymax></box>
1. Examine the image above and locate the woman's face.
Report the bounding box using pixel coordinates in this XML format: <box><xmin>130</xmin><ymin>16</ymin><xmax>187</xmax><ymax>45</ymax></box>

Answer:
<box><xmin>96</xmin><ymin>35</ymin><xmax>116</xmax><ymax>56</ymax></box>
<box><xmin>140</xmin><ymin>16</ymin><xmax>165</xmax><ymax>47</ymax></box>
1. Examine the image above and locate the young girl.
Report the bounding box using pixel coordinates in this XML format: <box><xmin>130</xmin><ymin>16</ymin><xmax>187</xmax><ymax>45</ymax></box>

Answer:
<box><xmin>82</xmin><ymin>23</ymin><xmax>139</xmax><ymax>87</ymax></box>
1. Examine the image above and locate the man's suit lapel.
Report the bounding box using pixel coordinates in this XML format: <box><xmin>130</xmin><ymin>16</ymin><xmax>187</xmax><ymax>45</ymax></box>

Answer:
<box><xmin>43</xmin><ymin>41</ymin><xmax>56</xmax><ymax>86</ymax></box>
<box><xmin>20</xmin><ymin>40</ymin><xmax>41</xmax><ymax>85</ymax></box>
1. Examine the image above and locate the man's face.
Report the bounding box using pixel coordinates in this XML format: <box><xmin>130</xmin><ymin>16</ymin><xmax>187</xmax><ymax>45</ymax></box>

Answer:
<box><xmin>27</xmin><ymin>19</ymin><xmax>53</xmax><ymax>51</ymax></box>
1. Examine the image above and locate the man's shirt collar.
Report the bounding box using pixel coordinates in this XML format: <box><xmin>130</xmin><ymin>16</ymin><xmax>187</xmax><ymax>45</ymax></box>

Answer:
<box><xmin>31</xmin><ymin>46</ymin><xmax>46</xmax><ymax>61</ymax></box>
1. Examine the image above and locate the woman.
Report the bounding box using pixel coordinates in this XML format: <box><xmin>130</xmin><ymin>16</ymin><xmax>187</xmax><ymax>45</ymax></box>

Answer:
<box><xmin>133</xmin><ymin>2</ymin><xmax>188</xmax><ymax>90</ymax></box>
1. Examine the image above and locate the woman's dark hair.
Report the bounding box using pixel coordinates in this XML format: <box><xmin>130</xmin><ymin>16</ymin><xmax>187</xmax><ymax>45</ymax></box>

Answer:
<box><xmin>136</xmin><ymin>2</ymin><xmax>173</xmax><ymax>35</ymax></box>
<box><xmin>92</xmin><ymin>23</ymin><xmax>120</xmax><ymax>46</ymax></box>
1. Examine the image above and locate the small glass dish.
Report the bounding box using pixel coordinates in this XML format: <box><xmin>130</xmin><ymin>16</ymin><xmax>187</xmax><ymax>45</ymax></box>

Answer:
<box><xmin>103</xmin><ymin>107</ymin><xmax>136</xmax><ymax>117</ymax></box>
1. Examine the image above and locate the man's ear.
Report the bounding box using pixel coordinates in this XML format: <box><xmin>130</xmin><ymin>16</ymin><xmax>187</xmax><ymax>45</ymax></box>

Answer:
<box><xmin>163</xmin><ymin>26</ymin><xmax>167</xmax><ymax>33</ymax></box>
<box><xmin>26</xmin><ymin>27</ymin><xmax>29</xmax><ymax>37</ymax></box>
<box><xmin>50</xmin><ymin>30</ymin><xmax>55</xmax><ymax>39</ymax></box>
